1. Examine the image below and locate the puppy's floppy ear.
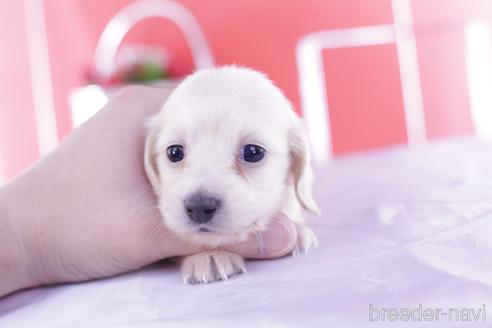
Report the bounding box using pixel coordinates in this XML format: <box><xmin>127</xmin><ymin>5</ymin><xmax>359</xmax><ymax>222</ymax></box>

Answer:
<box><xmin>144</xmin><ymin>115</ymin><xmax>161</xmax><ymax>196</ymax></box>
<box><xmin>289</xmin><ymin>120</ymin><xmax>320</xmax><ymax>215</ymax></box>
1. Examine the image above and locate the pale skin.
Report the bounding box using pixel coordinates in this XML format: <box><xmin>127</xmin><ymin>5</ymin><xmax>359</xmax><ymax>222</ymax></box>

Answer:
<box><xmin>0</xmin><ymin>86</ymin><xmax>298</xmax><ymax>298</ymax></box>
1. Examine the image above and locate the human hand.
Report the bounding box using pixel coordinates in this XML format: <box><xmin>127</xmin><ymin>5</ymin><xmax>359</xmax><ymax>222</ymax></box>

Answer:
<box><xmin>0</xmin><ymin>86</ymin><xmax>297</xmax><ymax>297</ymax></box>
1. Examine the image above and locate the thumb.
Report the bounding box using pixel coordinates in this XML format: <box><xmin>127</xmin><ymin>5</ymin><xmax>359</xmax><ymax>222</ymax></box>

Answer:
<box><xmin>223</xmin><ymin>213</ymin><xmax>297</xmax><ymax>259</ymax></box>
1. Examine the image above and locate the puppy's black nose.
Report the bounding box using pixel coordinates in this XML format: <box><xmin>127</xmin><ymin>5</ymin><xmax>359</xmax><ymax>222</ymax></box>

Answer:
<box><xmin>184</xmin><ymin>193</ymin><xmax>221</xmax><ymax>224</ymax></box>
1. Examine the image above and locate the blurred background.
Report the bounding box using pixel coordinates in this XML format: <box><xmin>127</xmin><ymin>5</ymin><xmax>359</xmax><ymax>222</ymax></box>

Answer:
<box><xmin>1</xmin><ymin>0</ymin><xmax>492</xmax><ymax>181</ymax></box>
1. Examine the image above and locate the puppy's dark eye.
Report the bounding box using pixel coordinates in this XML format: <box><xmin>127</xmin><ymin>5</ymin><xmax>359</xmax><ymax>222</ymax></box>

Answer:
<box><xmin>167</xmin><ymin>145</ymin><xmax>185</xmax><ymax>162</ymax></box>
<box><xmin>241</xmin><ymin>144</ymin><xmax>265</xmax><ymax>163</ymax></box>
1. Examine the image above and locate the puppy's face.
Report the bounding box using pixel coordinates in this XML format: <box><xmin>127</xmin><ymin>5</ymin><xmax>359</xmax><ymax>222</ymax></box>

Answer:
<box><xmin>145</xmin><ymin>67</ymin><xmax>318</xmax><ymax>246</ymax></box>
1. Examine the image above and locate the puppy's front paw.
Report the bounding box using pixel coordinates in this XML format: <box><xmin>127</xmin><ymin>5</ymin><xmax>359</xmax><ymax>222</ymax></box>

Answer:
<box><xmin>292</xmin><ymin>223</ymin><xmax>319</xmax><ymax>256</ymax></box>
<box><xmin>181</xmin><ymin>250</ymin><xmax>246</xmax><ymax>284</ymax></box>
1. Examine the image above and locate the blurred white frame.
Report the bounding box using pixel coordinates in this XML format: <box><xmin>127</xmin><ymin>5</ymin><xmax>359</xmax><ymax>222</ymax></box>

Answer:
<box><xmin>296</xmin><ymin>0</ymin><xmax>426</xmax><ymax>165</ymax></box>
<box><xmin>23</xmin><ymin>0</ymin><xmax>58</xmax><ymax>155</ymax></box>
<box><xmin>466</xmin><ymin>19</ymin><xmax>492</xmax><ymax>140</ymax></box>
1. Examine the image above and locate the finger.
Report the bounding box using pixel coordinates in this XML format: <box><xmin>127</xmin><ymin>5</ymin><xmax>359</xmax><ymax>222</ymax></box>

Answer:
<box><xmin>224</xmin><ymin>213</ymin><xmax>297</xmax><ymax>259</ymax></box>
<box><xmin>148</xmin><ymin>213</ymin><xmax>297</xmax><ymax>260</ymax></box>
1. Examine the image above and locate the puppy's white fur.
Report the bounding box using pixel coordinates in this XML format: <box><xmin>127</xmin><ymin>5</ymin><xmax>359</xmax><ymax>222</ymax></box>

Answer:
<box><xmin>145</xmin><ymin>66</ymin><xmax>319</xmax><ymax>283</ymax></box>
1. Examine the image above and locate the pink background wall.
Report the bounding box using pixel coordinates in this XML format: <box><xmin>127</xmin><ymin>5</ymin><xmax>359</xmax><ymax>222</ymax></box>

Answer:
<box><xmin>1</xmin><ymin>0</ymin><xmax>490</xmax><ymax>179</ymax></box>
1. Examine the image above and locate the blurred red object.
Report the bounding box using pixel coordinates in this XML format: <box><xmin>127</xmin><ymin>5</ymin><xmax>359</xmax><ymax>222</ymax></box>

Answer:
<box><xmin>1</xmin><ymin>0</ymin><xmax>490</xmax><ymax>180</ymax></box>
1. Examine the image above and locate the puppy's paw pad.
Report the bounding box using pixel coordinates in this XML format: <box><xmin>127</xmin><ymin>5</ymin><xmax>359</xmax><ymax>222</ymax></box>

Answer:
<box><xmin>182</xmin><ymin>251</ymin><xmax>246</xmax><ymax>284</ymax></box>
<box><xmin>292</xmin><ymin>223</ymin><xmax>318</xmax><ymax>256</ymax></box>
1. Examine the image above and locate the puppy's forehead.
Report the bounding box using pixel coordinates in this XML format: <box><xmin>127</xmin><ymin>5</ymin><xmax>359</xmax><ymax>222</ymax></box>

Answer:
<box><xmin>163</xmin><ymin>104</ymin><xmax>284</xmax><ymax>150</ymax></box>
<box><xmin>169</xmin><ymin>69</ymin><xmax>291</xmax><ymax>118</ymax></box>
<box><xmin>160</xmin><ymin>67</ymin><xmax>293</xmax><ymax>146</ymax></box>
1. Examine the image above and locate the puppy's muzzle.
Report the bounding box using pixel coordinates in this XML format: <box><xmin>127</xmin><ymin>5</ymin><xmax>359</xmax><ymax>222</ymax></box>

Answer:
<box><xmin>184</xmin><ymin>192</ymin><xmax>222</xmax><ymax>224</ymax></box>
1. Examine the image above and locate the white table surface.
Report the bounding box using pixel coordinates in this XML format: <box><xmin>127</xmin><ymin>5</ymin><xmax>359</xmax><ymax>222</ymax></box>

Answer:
<box><xmin>1</xmin><ymin>139</ymin><xmax>492</xmax><ymax>327</ymax></box>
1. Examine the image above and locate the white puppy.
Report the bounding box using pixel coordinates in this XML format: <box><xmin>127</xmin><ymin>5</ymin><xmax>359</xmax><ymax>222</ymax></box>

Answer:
<box><xmin>144</xmin><ymin>66</ymin><xmax>319</xmax><ymax>284</ymax></box>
